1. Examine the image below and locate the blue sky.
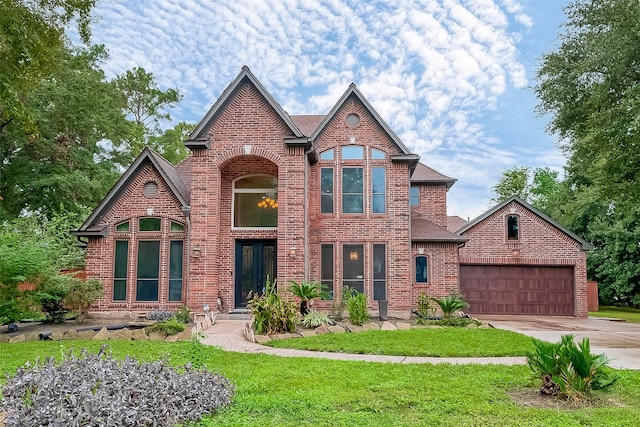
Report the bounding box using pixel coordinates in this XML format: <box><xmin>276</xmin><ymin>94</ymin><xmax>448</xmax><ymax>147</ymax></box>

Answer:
<box><xmin>85</xmin><ymin>0</ymin><xmax>571</xmax><ymax>220</ymax></box>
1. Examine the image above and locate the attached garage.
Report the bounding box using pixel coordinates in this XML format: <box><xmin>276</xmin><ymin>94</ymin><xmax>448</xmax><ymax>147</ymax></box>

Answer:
<box><xmin>456</xmin><ymin>197</ymin><xmax>592</xmax><ymax>317</ymax></box>
<box><xmin>460</xmin><ymin>264</ymin><xmax>575</xmax><ymax>316</ymax></box>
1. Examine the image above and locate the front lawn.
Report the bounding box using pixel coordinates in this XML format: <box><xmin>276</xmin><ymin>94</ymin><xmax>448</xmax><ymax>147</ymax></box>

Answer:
<box><xmin>267</xmin><ymin>327</ymin><xmax>534</xmax><ymax>357</ymax></box>
<box><xmin>590</xmin><ymin>306</ymin><xmax>640</xmax><ymax>324</ymax></box>
<box><xmin>2</xmin><ymin>341</ymin><xmax>639</xmax><ymax>426</ymax></box>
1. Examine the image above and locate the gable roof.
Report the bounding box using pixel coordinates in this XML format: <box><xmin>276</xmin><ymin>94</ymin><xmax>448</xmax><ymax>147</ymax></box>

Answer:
<box><xmin>186</xmin><ymin>66</ymin><xmax>304</xmax><ymax>149</ymax></box>
<box><xmin>411</xmin><ymin>163</ymin><xmax>456</xmax><ymax>189</ymax></box>
<box><xmin>72</xmin><ymin>147</ymin><xmax>189</xmax><ymax>237</ymax></box>
<box><xmin>291</xmin><ymin>115</ymin><xmax>325</xmax><ymax>137</ymax></box>
<box><xmin>309</xmin><ymin>83</ymin><xmax>419</xmax><ymax>165</ymax></box>
<box><xmin>457</xmin><ymin>196</ymin><xmax>593</xmax><ymax>250</ymax></box>
<box><xmin>411</xmin><ymin>212</ymin><xmax>468</xmax><ymax>243</ymax></box>
<box><xmin>447</xmin><ymin>215</ymin><xmax>468</xmax><ymax>233</ymax></box>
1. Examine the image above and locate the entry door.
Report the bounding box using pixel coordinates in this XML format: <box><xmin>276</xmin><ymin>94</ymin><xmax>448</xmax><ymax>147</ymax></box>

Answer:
<box><xmin>234</xmin><ymin>240</ymin><xmax>276</xmax><ymax>308</ymax></box>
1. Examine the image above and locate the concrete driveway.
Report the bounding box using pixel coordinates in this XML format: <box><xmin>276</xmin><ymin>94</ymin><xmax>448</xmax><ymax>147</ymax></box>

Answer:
<box><xmin>476</xmin><ymin>315</ymin><xmax>640</xmax><ymax>370</ymax></box>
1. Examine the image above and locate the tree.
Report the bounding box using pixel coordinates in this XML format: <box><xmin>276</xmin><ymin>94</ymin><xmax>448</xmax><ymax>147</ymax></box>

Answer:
<box><xmin>535</xmin><ymin>0</ymin><xmax>640</xmax><ymax>306</ymax></box>
<box><xmin>0</xmin><ymin>0</ymin><xmax>96</xmax><ymax>131</ymax></box>
<box><xmin>490</xmin><ymin>166</ymin><xmax>563</xmax><ymax>217</ymax></box>
<box><xmin>115</xmin><ymin>67</ymin><xmax>189</xmax><ymax>165</ymax></box>
<box><xmin>0</xmin><ymin>46</ymin><xmax>130</xmax><ymax>218</ymax></box>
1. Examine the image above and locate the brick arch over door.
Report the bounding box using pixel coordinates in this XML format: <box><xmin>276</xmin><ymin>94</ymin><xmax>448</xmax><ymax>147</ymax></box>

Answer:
<box><xmin>459</xmin><ymin>264</ymin><xmax>575</xmax><ymax>316</ymax></box>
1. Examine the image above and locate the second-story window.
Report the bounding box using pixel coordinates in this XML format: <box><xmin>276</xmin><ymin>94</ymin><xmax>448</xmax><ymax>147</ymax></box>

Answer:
<box><xmin>342</xmin><ymin>167</ymin><xmax>363</xmax><ymax>214</ymax></box>
<box><xmin>507</xmin><ymin>215</ymin><xmax>519</xmax><ymax>240</ymax></box>
<box><xmin>372</xmin><ymin>167</ymin><xmax>386</xmax><ymax>214</ymax></box>
<box><xmin>233</xmin><ymin>175</ymin><xmax>278</xmax><ymax>228</ymax></box>
<box><xmin>321</xmin><ymin>168</ymin><xmax>334</xmax><ymax>214</ymax></box>
<box><xmin>410</xmin><ymin>187</ymin><xmax>420</xmax><ymax>206</ymax></box>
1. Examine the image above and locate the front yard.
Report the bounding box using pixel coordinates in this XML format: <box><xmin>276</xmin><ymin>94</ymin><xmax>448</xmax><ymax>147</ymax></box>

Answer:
<box><xmin>590</xmin><ymin>306</ymin><xmax>640</xmax><ymax>324</ymax></box>
<box><xmin>1</xmin><ymin>340</ymin><xmax>639</xmax><ymax>426</ymax></box>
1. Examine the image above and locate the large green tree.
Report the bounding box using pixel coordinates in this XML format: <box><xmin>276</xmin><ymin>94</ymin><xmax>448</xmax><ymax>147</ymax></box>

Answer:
<box><xmin>490</xmin><ymin>166</ymin><xmax>563</xmax><ymax>217</ymax></box>
<box><xmin>535</xmin><ymin>0</ymin><xmax>640</xmax><ymax>305</ymax></box>
<box><xmin>0</xmin><ymin>0</ymin><xmax>96</xmax><ymax>131</ymax></box>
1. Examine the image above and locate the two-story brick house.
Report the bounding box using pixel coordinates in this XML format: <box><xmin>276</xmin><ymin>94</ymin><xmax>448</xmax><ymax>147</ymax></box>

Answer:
<box><xmin>73</xmin><ymin>67</ymin><xmax>591</xmax><ymax>318</ymax></box>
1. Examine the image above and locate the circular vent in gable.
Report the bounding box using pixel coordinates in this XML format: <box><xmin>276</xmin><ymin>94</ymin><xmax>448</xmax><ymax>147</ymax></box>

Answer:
<box><xmin>346</xmin><ymin>113</ymin><xmax>360</xmax><ymax>128</ymax></box>
<box><xmin>143</xmin><ymin>181</ymin><xmax>158</xmax><ymax>197</ymax></box>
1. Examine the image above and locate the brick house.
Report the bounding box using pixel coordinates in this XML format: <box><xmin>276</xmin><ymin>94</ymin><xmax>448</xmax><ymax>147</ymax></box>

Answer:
<box><xmin>73</xmin><ymin>67</ymin><xmax>591</xmax><ymax>318</ymax></box>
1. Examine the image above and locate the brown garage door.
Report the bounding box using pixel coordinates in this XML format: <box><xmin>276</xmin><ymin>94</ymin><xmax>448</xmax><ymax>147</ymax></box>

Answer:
<box><xmin>459</xmin><ymin>265</ymin><xmax>575</xmax><ymax>316</ymax></box>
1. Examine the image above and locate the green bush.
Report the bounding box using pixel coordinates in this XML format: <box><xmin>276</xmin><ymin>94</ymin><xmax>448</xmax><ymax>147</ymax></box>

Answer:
<box><xmin>175</xmin><ymin>305</ymin><xmax>191</xmax><ymax>323</ymax></box>
<box><xmin>431</xmin><ymin>292</ymin><xmax>469</xmax><ymax>318</ymax></box>
<box><xmin>526</xmin><ymin>334</ymin><xmax>619</xmax><ymax>400</ymax></box>
<box><xmin>288</xmin><ymin>280</ymin><xmax>330</xmax><ymax>315</ymax></box>
<box><xmin>345</xmin><ymin>289</ymin><xmax>369</xmax><ymax>326</ymax></box>
<box><xmin>147</xmin><ymin>318</ymin><xmax>185</xmax><ymax>335</ymax></box>
<box><xmin>301</xmin><ymin>310</ymin><xmax>334</xmax><ymax>328</ymax></box>
<box><xmin>418</xmin><ymin>317</ymin><xmax>480</xmax><ymax>327</ymax></box>
<box><xmin>416</xmin><ymin>292</ymin><xmax>435</xmax><ymax>318</ymax></box>
<box><xmin>64</xmin><ymin>278</ymin><xmax>103</xmax><ymax>322</ymax></box>
<box><xmin>249</xmin><ymin>276</ymin><xmax>298</xmax><ymax>335</ymax></box>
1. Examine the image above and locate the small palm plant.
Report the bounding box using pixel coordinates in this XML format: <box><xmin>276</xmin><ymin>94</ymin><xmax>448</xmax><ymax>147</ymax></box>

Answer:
<box><xmin>288</xmin><ymin>280</ymin><xmax>330</xmax><ymax>315</ymax></box>
<box><xmin>431</xmin><ymin>292</ymin><xmax>469</xmax><ymax>318</ymax></box>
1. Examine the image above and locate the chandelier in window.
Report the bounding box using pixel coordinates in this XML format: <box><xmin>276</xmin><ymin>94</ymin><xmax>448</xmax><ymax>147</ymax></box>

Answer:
<box><xmin>257</xmin><ymin>196</ymin><xmax>278</xmax><ymax>209</ymax></box>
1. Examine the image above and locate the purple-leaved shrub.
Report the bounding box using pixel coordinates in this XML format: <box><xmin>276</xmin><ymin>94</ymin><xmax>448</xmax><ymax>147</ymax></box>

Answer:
<box><xmin>0</xmin><ymin>345</ymin><xmax>234</xmax><ymax>426</ymax></box>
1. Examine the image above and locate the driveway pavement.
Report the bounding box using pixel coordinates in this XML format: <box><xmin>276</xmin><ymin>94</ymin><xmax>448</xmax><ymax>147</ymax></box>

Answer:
<box><xmin>476</xmin><ymin>315</ymin><xmax>640</xmax><ymax>370</ymax></box>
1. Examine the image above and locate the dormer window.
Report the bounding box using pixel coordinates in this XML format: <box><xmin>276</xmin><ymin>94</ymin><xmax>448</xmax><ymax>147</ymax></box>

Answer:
<box><xmin>507</xmin><ymin>215</ymin><xmax>519</xmax><ymax>240</ymax></box>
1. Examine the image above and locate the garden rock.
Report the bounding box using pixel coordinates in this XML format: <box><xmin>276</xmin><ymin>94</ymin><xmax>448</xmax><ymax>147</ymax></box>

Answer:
<box><xmin>77</xmin><ymin>330</ymin><xmax>96</xmax><ymax>340</ymax></box>
<box><xmin>50</xmin><ymin>331</ymin><xmax>65</xmax><ymax>341</ymax></box>
<box><xmin>131</xmin><ymin>328</ymin><xmax>148</xmax><ymax>341</ymax></box>
<box><xmin>63</xmin><ymin>330</ymin><xmax>78</xmax><ymax>340</ymax></box>
<box><xmin>327</xmin><ymin>325</ymin><xmax>346</xmax><ymax>334</ymax></box>
<box><xmin>92</xmin><ymin>327</ymin><xmax>110</xmax><ymax>340</ymax></box>
<box><xmin>362</xmin><ymin>323</ymin><xmax>380</xmax><ymax>331</ymax></box>
<box><xmin>315</xmin><ymin>325</ymin><xmax>330</xmax><ymax>335</ymax></box>
<box><xmin>300</xmin><ymin>330</ymin><xmax>316</xmax><ymax>337</ymax></box>
<box><xmin>9</xmin><ymin>335</ymin><xmax>25</xmax><ymax>343</ymax></box>
<box><xmin>25</xmin><ymin>332</ymin><xmax>39</xmax><ymax>342</ymax></box>
<box><xmin>164</xmin><ymin>333</ymin><xmax>180</xmax><ymax>343</ymax></box>
<box><xmin>345</xmin><ymin>324</ymin><xmax>364</xmax><ymax>333</ymax></box>
<box><xmin>177</xmin><ymin>328</ymin><xmax>193</xmax><ymax>341</ymax></box>
<box><xmin>148</xmin><ymin>330</ymin><xmax>167</xmax><ymax>341</ymax></box>
<box><xmin>0</xmin><ymin>336</ymin><xmax>9</xmax><ymax>343</ymax></box>
<box><xmin>110</xmin><ymin>328</ymin><xmax>133</xmax><ymax>340</ymax></box>
<box><xmin>396</xmin><ymin>322</ymin><xmax>411</xmax><ymax>330</ymax></box>
<box><xmin>380</xmin><ymin>322</ymin><xmax>397</xmax><ymax>331</ymax></box>
<box><xmin>254</xmin><ymin>335</ymin><xmax>271</xmax><ymax>344</ymax></box>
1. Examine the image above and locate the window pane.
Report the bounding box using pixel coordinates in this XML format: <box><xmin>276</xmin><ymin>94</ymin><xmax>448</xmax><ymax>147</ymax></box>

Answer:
<box><xmin>342</xmin><ymin>146</ymin><xmax>363</xmax><ymax>159</ymax></box>
<box><xmin>169</xmin><ymin>241</ymin><xmax>183</xmax><ymax>301</ymax></box>
<box><xmin>234</xmin><ymin>192</ymin><xmax>278</xmax><ymax>227</ymax></box>
<box><xmin>139</xmin><ymin>217</ymin><xmax>161</xmax><ymax>231</ymax></box>
<box><xmin>371</xmin><ymin>148</ymin><xmax>385</xmax><ymax>159</ymax></box>
<box><xmin>137</xmin><ymin>240</ymin><xmax>159</xmax><ymax>301</ymax></box>
<box><xmin>343</xmin><ymin>244</ymin><xmax>364</xmax><ymax>294</ymax></box>
<box><xmin>410</xmin><ymin>187</ymin><xmax>420</xmax><ymax>206</ymax></box>
<box><xmin>235</xmin><ymin>175</ymin><xmax>278</xmax><ymax>189</ymax></box>
<box><xmin>170</xmin><ymin>221</ymin><xmax>184</xmax><ymax>232</ymax></box>
<box><xmin>116</xmin><ymin>221</ymin><xmax>129</xmax><ymax>232</ymax></box>
<box><xmin>372</xmin><ymin>167</ymin><xmax>386</xmax><ymax>213</ymax></box>
<box><xmin>416</xmin><ymin>256</ymin><xmax>428</xmax><ymax>283</ymax></box>
<box><xmin>342</xmin><ymin>168</ymin><xmax>363</xmax><ymax>213</ymax></box>
<box><xmin>507</xmin><ymin>215</ymin><xmax>519</xmax><ymax>240</ymax></box>
<box><xmin>320</xmin><ymin>244</ymin><xmax>334</xmax><ymax>300</ymax></box>
<box><xmin>114</xmin><ymin>240</ymin><xmax>128</xmax><ymax>301</ymax></box>
<box><xmin>373</xmin><ymin>244</ymin><xmax>386</xmax><ymax>301</ymax></box>
<box><xmin>320</xmin><ymin>168</ymin><xmax>334</xmax><ymax>214</ymax></box>
<box><xmin>320</xmin><ymin>149</ymin><xmax>334</xmax><ymax>160</ymax></box>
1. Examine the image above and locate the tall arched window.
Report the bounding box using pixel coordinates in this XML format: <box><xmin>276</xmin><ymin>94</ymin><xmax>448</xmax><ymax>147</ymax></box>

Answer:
<box><xmin>233</xmin><ymin>175</ymin><xmax>278</xmax><ymax>228</ymax></box>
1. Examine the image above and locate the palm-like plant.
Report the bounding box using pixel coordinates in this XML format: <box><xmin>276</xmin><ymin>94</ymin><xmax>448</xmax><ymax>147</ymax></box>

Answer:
<box><xmin>288</xmin><ymin>280</ymin><xmax>330</xmax><ymax>315</ymax></box>
<box><xmin>431</xmin><ymin>293</ymin><xmax>469</xmax><ymax>319</ymax></box>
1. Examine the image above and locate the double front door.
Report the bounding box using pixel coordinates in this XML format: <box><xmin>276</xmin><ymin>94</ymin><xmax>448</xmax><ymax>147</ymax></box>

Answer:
<box><xmin>234</xmin><ymin>239</ymin><xmax>276</xmax><ymax>308</ymax></box>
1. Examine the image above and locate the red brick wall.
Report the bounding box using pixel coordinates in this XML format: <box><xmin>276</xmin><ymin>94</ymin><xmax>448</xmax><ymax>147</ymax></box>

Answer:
<box><xmin>459</xmin><ymin>200</ymin><xmax>589</xmax><ymax>317</ymax></box>
<box><xmin>411</xmin><ymin>184</ymin><xmax>448</xmax><ymax>229</ymax></box>
<box><xmin>84</xmin><ymin>163</ymin><xmax>188</xmax><ymax>311</ymax></box>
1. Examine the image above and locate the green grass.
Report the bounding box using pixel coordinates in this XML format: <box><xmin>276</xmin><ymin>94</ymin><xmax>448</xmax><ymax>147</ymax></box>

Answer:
<box><xmin>267</xmin><ymin>327</ymin><xmax>534</xmax><ymax>357</ymax></box>
<box><xmin>590</xmin><ymin>306</ymin><xmax>640</xmax><ymax>323</ymax></box>
<box><xmin>2</xmin><ymin>341</ymin><xmax>639</xmax><ymax>426</ymax></box>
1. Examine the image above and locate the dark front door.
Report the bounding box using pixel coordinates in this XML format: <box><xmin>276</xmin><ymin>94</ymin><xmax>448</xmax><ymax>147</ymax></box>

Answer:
<box><xmin>235</xmin><ymin>239</ymin><xmax>276</xmax><ymax>308</ymax></box>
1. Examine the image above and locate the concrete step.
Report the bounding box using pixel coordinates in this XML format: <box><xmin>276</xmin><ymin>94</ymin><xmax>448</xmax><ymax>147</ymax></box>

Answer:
<box><xmin>216</xmin><ymin>310</ymin><xmax>251</xmax><ymax>321</ymax></box>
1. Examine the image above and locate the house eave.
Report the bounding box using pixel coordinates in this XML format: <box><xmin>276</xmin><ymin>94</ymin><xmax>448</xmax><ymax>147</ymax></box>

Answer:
<box><xmin>391</xmin><ymin>154</ymin><xmax>420</xmax><ymax>167</ymax></box>
<box><xmin>70</xmin><ymin>225</ymin><xmax>108</xmax><ymax>238</ymax></box>
<box><xmin>184</xmin><ymin>137</ymin><xmax>211</xmax><ymax>150</ymax></box>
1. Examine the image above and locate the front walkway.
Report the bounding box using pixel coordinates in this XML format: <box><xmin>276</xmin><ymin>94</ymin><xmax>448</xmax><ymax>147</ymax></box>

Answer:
<box><xmin>200</xmin><ymin>320</ymin><xmax>527</xmax><ymax>365</ymax></box>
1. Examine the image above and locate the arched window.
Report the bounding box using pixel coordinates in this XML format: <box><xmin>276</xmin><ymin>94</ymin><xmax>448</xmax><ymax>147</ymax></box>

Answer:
<box><xmin>233</xmin><ymin>175</ymin><xmax>278</xmax><ymax>228</ymax></box>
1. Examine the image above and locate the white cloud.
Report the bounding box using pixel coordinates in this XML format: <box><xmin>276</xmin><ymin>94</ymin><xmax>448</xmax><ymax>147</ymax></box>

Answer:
<box><xmin>84</xmin><ymin>0</ymin><xmax>547</xmax><ymax>218</ymax></box>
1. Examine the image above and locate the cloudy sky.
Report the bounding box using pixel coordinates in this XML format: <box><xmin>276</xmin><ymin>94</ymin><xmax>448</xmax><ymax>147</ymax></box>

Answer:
<box><xmin>86</xmin><ymin>0</ymin><xmax>571</xmax><ymax>220</ymax></box>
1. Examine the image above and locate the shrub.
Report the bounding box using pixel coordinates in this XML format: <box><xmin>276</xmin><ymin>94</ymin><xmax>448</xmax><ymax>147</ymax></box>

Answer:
<box><xmin>0</xmin><ymin>346</ymin><xmax>234</xmax><ymax>426</ymax></box>
<box><xmin>147</xmin><ymin>318</ymin><xmax>185</xmax><ymax>335</ymax></box>
<box><xmin>175</xmin><ymin>305</ymin><xmax>190</xmax><ymax>324</ymax></box>
<box><xmin>34</xmin><ymin>273</ymin><xmax>73</xmax><ymax>323</ymax></box>
<box><xmin>64</xmin><ymin>278</ymin><xmax>103</xmax><ymax>322</ymax></box>
<box><xmin>301</xmin><ymin>310</ymin><xmax>335</xmax><ymax>328</ymax></box>
<box><xmin>249</xmin><ymin>276</ymin><xmax>298</xmax><ymax>335</ymax></box>
<box><xmin>431</xmin><ymin>292</ymin><xmax>469</xmax><ymax>318</ymax></box>
<box><xmin>418</xmin><ymin>317</ymin><xmax>480</xmax><ymax>327</ymax></box>
<box><xmin>416</xmin><ymin>292</ymin><xmax>435</xmax><ymax>318</ymax></box>
<box><xmin>329</xmin><ymin>292</ymin><xmax>348</xmax><ymax>321</ymax></box>
<box><xmin>288</xmin><ymin>280</ymin><xmax>330</xmax><ymax>315</ymax></box>
<box><xmin>345</xmin><ymin>288</ymin><xmax>369</xmax><ymax>326</ymax></box>
<box><xmin>526</xmin><ymin>334</ymin><xmax>619</xmax><ymax>400</ymax></box>
<box><xmin>146</xmin><ymin>309</ymin><xmax>174</xmax><ymax>322</ymax></box>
